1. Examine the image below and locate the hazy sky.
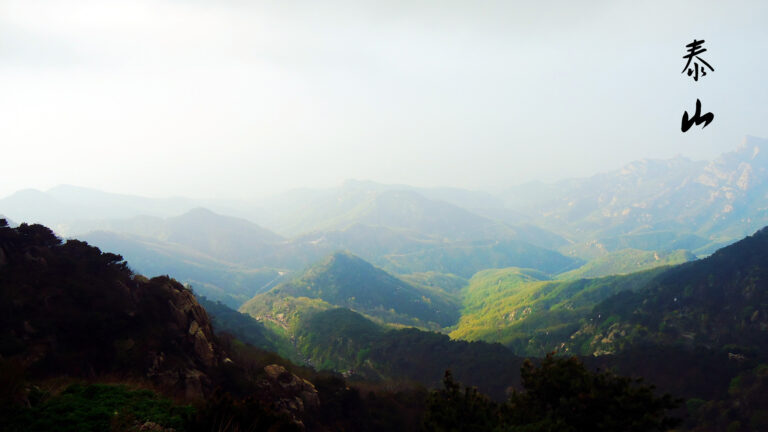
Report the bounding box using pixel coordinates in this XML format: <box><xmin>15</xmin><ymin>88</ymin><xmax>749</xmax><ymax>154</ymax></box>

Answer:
<box><xmin>2</xmin><ymin>1</ymin><xmax>767</xmax><ymax>199</ymax></box>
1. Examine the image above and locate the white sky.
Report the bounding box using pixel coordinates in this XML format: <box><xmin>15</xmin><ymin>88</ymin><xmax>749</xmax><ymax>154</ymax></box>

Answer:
<box><xmin>1</xmin><ymin>0</ymin><xmax>767</xmax><ymax>199</ymax></box>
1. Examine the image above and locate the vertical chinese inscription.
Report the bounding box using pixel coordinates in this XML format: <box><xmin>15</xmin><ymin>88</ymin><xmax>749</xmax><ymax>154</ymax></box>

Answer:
<box><xmin>681</xmin><ymin>39</ymin><xmax>714</xmax><ymax>133</ymax></box>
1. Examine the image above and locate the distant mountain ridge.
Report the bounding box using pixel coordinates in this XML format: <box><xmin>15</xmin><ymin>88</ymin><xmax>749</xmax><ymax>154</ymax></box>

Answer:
<box><xmin>0</xmin><ymin>185</ymin><xmax>196</xmax><ymax>229</ymax></box>
<box><xmin>74</xmin><ymin>208</ymin><xmax>580</xmax><ymax>307</ymax></box>
<box><xmin>502</xmin><ymin>136</ymin><xmax>768</xmax><ymax>255</ymax></box>
<box><xmin>0</xmin><ymin>185</ymin><xmax>268</xmax><ymax>235</ymax></box>
<box><xmin>79</xmin><ymin>230</ymin><xmax>281</xmax><ymax>308</ymax></box>
<box><xmin>3</xmin><ymin>138</ymin><xmax>767</xmax><ymax>255</ymax></box>
<box><xmin>260</xmin><ymin>186</ymin><xmax>517</xmax><ymax>242</ymax></box>
<box><xmin>378</xmin><ymin>238</ymin><xmax>581</xmax><ymax>278</ymax></box>
<box><xmin>4</xmin><ymin>137</ymin><xmax>768</xmax><ymax>312</ymax></box>
<box><xmin>557</xmin><ymin>249</ymin><xmax>695</xmax><ymax>280</ymax></box>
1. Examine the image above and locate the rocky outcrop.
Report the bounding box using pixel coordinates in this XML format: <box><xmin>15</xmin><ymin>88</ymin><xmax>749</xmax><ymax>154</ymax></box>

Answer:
<box><xmin>0</xmin><ymin>223</ymin><xmax>224</xmax><ymax>400</ymax></box>
<box><xmin>130</xmin><ymin>276</ymin><xmax>223</xmax><ymax>399</ymax></box>
<box><xmin>256</xmin><ymin>364</ymin><xmax>320</xmax><ymax>429</ymax></box>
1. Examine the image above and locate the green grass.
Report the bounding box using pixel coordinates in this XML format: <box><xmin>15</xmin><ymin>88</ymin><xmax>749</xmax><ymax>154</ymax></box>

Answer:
<box><xmin>4</xmin><ymin>383</ymin><xmax>192</xmax><ymax>432</ymax></box>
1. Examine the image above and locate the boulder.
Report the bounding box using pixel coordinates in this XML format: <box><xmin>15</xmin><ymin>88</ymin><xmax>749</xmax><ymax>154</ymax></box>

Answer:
<box><xmin>258</xmin><ymin>364</ymin><xmax>320</xmax><ymax>427</ymax></box>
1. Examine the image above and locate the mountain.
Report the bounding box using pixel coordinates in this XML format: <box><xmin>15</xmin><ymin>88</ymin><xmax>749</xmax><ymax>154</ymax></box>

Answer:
<box><xmin>79</xmin><ymin>230</ymin><xmax>282</xmax><ymax>308</ymax></box>
<box><xmin>253</xmin><ymin>180</ymin><xmax>570</xmax><ymax>252</ymax></box>
<box><xmin>0</xmin><ymin>220</ymin><xmax>433</xmax><ymax>431</ymax></box>
<box><xmin>286</xmin><ymin>223</ymin><xmax>444</xmax><ymax>267</ymax></box>
<box><xmin>289</xmin><ymin>308</ymin><xmax>526</xmax><ymax>400</ymax></box>
<box><xmin>234</xmin><ymin>301</ymin><xmax>526</xmax><ymax>400</ymax></box>
<box><xmin>293</xmin><ymin>222</ymin><xmax>439</xmax><ymax>256</ymax></box>
<box><xmin>348</xmin><ymin>189</ymin><xmax>511</xmax><ymax>241</ymax></box>
<box><xmin>399</xmin><ymin>271</ymin><xmax>468</xmax><ymax>295</ymax></box>
<box><xmin>557</xmin><ymin>248</ymin><xmax>695</xmax><ymax>280</ymax></box>
<box><xmin>0</xmin><ymin>185</ymin><xmax>196</xmax><ymax>230</ymax></box>
<box><xmin>69</xmin><ymin>208</ymin><xmax>284</xmax><ymax>264</ymax></box>
<box><xmin>195</xmin><ymin>295</ymin><xmax>294</xmax><ymax>358</ymax></box>
<box><xmin>0</xmin><ymin>189</ymin><xmax>73</xmax><ymax>228</ymax></box>
<box><xmin>569</xmin><ymin>226</ymin><xmax>768</xmax><ymax>358</ymax></box>
<box><xmin>158</xmin><ymin>208</ymin><xmax>284</xmax><ymax>263</ymax></box>
<box><xmin>73</xmin><ymin>209</ymin><xmax>579</xmax><ymax>305</ymax></box>
<box><xmin>0</xmin><ymin>185</ymin><xmax>272</xmax><ymax>237</ymax></box>
<box><xmin>449</xmin><ymin>266</ymin><xmax>664</xmax><ymax>355</ymax></box>
<box><xmin>293</xmin><ymin>307</ymin><xmax>386</xmax><ymax>370</ymax></box>
<box><xmin>449</xmin><ymin>226</ymin><xmax>768</xmax><ymax>357</ymax></box>
<box><xmin>256</xmin><ymin>180</ymin><xmax>514</xmax><ymax>232</ymax></box>
<box><xmin>4</xmin><ymin>221</ymin><xmax>762</xmax><ymax>430</ymax></box>
<box><xmin>241</xmin><ymin>252</ymin><xmax>461</xmax><ymax>329</ymax></box>
<box><xmin>379</xmin><ymin>239</ymin><xmax>582</xmax><ymax>278</ymax></box>
<box><xmin>0</xmin><ymin>221</ymin><xmax>224</xmax><ymax>399</ymax></box>
<box><xmin>503</xmin><ymin>137</ymin><xmax>768</xmax><ymax>256</ymax></box>
<box><xmin>72</xmin><ymin>208</ymin><xmax>293</xmax><ymax>307</ymax></box>
<box><xmin>78</xmin><ymin>214</ymin><xmax>446</xmax><ymax>277</ymax></box>
<box><xmin>6</xmin><ymin>137</ymin><xmax>768</xmax><ymax>264</ymax></box>
<box><xmin>264</xmin><ymin>185</ymin><xmax>518</xmax><ymax>241</ymax></box>
<box><xmin>437</xmin><ymin>228</ymin><xmax>768</xmax><ymax>429</ymax></box>
<box><xmin>279</xmin><ymin>224</ymin><xmax>577</xmax><ymax>280</ymax></box>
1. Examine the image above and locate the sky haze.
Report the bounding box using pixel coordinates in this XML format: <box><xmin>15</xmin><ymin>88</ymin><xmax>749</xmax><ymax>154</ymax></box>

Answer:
<box><xmin>2</xmin><ymin>0</ymin><xmax>767</xmax><ymax>199</ymax></box>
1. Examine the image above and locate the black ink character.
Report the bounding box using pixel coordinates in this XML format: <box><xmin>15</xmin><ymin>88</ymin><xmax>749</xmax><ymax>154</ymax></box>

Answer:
<box><xmin>682</xmin><ymin>39</ymin><xmax>714</xmax><ymax>81</ymax></box>
<box><xmin>681</xmin><ymin>99</ymin><xmax>714</xmax><ymax>132</ymax></box>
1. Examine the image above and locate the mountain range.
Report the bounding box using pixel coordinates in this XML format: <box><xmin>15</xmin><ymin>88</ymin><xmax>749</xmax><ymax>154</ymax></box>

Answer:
<box><xmin>502</xmin><ymin>136</ymin><xmax>768</xmax><ymax>256</ymax></box>
<box><xmin>4</xmin><ymin>137</ymin><xmax>766</xmax><ymax>251</ymax></box>
<box><xmin>226</xmin><ymin>223</ymin><xmax>768</xmax><ymax>429</ymax></box>
<box><xmin>3</xmin><ymin>197</ymin><xmax>768</xmax><ymax>429</ymax></box>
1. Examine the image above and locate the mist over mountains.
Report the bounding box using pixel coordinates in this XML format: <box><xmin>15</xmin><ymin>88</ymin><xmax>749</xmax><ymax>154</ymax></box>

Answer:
<box><xmin>6</xmin><ymin>0</ymin><xmax>768</xmax><ymax>427</ymax></box>
<box><xmin>3</xmin><ymin>138</ymin><xmax>767</xmax><ymax>309</ymax></box>
<box><xmin>4</xmin><ymin>137</ymin><xmax>768</xmax><ymax>431</ymax></box>
<box><xmin>6</xmin><ymin>137</ymin><xmax>766</xmax><ymax>241</ymax></box>
<box><xmin>502</xmin><ymin>136</ymin><xmax>768</xmax><ymax>255</ymax></box>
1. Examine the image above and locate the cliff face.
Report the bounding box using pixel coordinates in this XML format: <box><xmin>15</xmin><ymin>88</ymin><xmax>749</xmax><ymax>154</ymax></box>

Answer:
<box><xmin>0</xmin><ymin>220</ymin><xmax>222</xmax><ymax>399</ymax></box>
<box><xmin>132</xmin><ymin>276</ymin><xmax>223</xmax><ymax>399</ymax></box>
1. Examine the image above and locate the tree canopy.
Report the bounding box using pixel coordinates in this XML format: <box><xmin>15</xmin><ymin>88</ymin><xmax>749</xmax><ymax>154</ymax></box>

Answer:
<box><xmin>424</xmin><ymin>354</ymin><xmax>681</xmax><ymax>432</ymax></box>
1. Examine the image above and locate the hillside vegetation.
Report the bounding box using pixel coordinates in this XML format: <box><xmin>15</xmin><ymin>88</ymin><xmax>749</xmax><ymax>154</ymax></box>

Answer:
<box><xmin>242</xmin><ymin>252</ymin><xmax>461</xmax><ymax>329</ymax></box>
<box><xmin>568</xmin><ymin>226</ymin><xmax>768</xmax><ymax>358</ymax></box>
<box><xmin>450</xmin><ymin>266</ymin><xmax>664</xmax><ymax>356</ymax></box>
<box><xmin>380</xmin><ymin>239</ymin><xmax>581</xmax><ymax>278</ymax></box>
<box><xmin>557</xmin><ymin>248</ymin><xmax>695</xmax><ymax>280</ymax></box>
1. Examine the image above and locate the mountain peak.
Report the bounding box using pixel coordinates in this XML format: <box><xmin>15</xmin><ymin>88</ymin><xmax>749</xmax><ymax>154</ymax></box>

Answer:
<box><xmin>4</xmin><ymin>188</ymin><xmax>50</xmax><ymax>200</ymax></box>
<box><xmin>167</xmin><ymin>207</ymin><xmax>284</xmax><ymax>246</ymax></box>
<box><xmin>341</xmin><ymin>179</ymin><xmax>386</xmax><ymax>190</ymax></box>
<box><xmin>47</xmin><ymin>184</ymin><xmax>101</xmax><ymax>195</ymax></box>
<box><xmin>320</xmin><ymin>250</ymin><xmax>372</xmax><ymax>271</ymax></box>
<box><xmin>180</xmin><ymin>207</ymin><xmax>218</xmax><ymax>218</ymax></box>
<box><xmin>739</xmin><ymin>134</ymin><xmax>768</xmax><ymax>149</ymax></box>
<box><xmin>255</xmin><ymin>251</ymin><xmax>461</xmax><ymax>327</ymax></box>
